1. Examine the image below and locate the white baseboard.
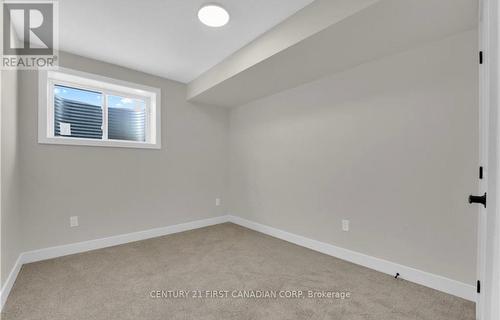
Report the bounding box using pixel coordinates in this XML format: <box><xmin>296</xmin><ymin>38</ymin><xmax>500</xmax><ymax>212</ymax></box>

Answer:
<box><xmin>0</xmin><ymin>215</ymin><xmax>230</xmax><ymax>311</ymax></box>
<box><xmin>22</xmin><ymin>215</ymin><xmax>230</xmax><ymax>264</ymax></box>
<box><xmin>0</xmin><ymin>255</ymin><xmax>23</xmax><ymax>311</ymax></box>
<box><xmin>0</xmin><ymin>214</ymin><xmax>475</xmax><ymax>311</ymax></box>
<box><xmin>228</xmin><ymin>215</ymin><xmax>476</xmax><ymax>302</ymax></box>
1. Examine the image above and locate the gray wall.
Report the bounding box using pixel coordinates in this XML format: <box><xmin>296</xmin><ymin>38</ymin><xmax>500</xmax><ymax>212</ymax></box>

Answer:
<box><xmin>1</xmin><ymin>70</ymin><xmax>21</xmax><ymax>285</ymax></box>
<box><xmin>229</xmin><ymin>30</ymin><xmax>478</xmax><ymax>284</ymax></box>
<box><xmin>18</xmin><ymin>52</ymin><xmax>230</xmax><ymax>251</ymax></box>
<box><xmin>3</xmin><ymin>29</ymin><xmax>479</xmax><ymax>288</ymax></box>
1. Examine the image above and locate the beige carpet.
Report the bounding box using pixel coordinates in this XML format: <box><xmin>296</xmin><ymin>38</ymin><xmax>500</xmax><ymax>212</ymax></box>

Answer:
<box><xmin>2</xmin><ymin>223</ymin><xmax>474</xmax><ymax>320</ymax></box>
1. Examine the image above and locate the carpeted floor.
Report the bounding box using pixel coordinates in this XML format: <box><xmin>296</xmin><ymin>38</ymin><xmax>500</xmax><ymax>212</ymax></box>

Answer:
<box><xmin>2</xmin><ymin>223</ymin><xmax>474</xmax><ymax>320</ymax></box>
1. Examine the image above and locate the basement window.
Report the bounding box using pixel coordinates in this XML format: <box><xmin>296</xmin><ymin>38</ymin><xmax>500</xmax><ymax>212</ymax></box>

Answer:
<box><xmin>38</xmin><ymin>68</ymin><xmax>161</xmax><ymax>149</ymax></box>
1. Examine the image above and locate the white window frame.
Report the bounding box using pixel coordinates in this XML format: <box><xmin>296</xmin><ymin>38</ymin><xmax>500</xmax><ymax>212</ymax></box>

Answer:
<box><xmin>38</xmin><ymin>67</ymin><xmax>161</xmax><ymax>149</ymax></box>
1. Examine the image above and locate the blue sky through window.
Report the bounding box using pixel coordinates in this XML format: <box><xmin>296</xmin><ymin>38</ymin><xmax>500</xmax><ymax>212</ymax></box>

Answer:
<box><xmin>108</xmin><ymin>95</ymin><xmax>145</xmax><ymax>111</ymax></box>
<box><xmin>54</xmin><ymin>85</ymin><xmax>102</xmax><ymax>106</ymax></box>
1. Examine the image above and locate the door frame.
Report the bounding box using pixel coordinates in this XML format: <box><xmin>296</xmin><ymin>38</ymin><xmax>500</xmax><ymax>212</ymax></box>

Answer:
<box><xmin>478</xmin><ymin>1</ymin><xmax>500</xmax><ymax>319</ymax></box>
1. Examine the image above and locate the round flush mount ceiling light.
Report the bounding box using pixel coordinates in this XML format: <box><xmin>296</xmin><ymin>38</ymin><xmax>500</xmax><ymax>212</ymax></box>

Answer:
<box><xmin>198</xmin><ymin>4</ymin><xmax>230</xmax><ymax>27</ymax></box>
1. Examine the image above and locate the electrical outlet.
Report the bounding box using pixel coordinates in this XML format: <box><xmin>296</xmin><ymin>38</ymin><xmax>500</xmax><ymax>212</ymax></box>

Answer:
<box><xmin>342</xmin><ymin>219</ymin><xmax>349</xmax><ymax>232</ymax></box>
<box><xmin>215</xmin><ymin>198</ymin><xmax>221</xmax><ymax>206</ymax></box>
<box><xmin>70</xmin><ymin>216</ymin><xmax>79</xmax><ymax>227</ymax></box>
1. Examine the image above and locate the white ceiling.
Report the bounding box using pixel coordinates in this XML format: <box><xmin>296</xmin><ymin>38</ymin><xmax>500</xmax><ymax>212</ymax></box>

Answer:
<box><xmin>58</xmin><ymin>0</ymin><xmax>315</xmax><ymax>83</ymax></box>
<box><xmin>188</xmin><ymin>0</ymin><xmax>478</xmax><ymax>107</ymax></box>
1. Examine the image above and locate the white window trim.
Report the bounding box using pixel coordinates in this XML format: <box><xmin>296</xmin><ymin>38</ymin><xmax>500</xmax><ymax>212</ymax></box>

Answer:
<box><xmin>38</xmin><ymin>67</ymin><xmax>162</xmax><ymax>149</ymax></box>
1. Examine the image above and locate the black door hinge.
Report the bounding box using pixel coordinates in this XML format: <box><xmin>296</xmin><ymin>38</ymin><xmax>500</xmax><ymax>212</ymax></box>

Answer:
<box><xmin>477</xmin><ymin>280</ymin><xmax>481</xmax><ymax>293</ymax></box>
<box><xmin>480</xmin><ymin>166</ymin><xmax>484</xmax><ymax>179</ymax></box>
<box><xmin>480</xmin><ymin>51</ymin><xmax>484</xmax><ymax>64</ymax></box>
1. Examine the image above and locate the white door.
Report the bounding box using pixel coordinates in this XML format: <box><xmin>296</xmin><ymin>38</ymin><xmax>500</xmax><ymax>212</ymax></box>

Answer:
<box><xmin>475</xmin><ymin>1</ymin><xmax>488</xmax><ymax>318</ymax></box>
<box><xmin>475</xmin><ymin>1</ymin><xmax>500</xmax><ymax>320</ymax></box>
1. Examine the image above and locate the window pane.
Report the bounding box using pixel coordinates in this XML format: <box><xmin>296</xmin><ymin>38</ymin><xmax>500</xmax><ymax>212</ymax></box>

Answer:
<box><xmin>107</xmin><ymin>95</ymin><xmax>146</xmax><ymax>142</ymax></box>
<box><xmin>54</xmin><ymin>85</ymin><xmax>103</xmax><ymax>139</ymax></box>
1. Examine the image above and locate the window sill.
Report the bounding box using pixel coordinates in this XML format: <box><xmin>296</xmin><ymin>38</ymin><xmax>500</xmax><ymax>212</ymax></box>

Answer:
<box><xmin>38</xmin><ymin>136</ymin><xmax>161</xmax><ymax>150</ymax></box>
